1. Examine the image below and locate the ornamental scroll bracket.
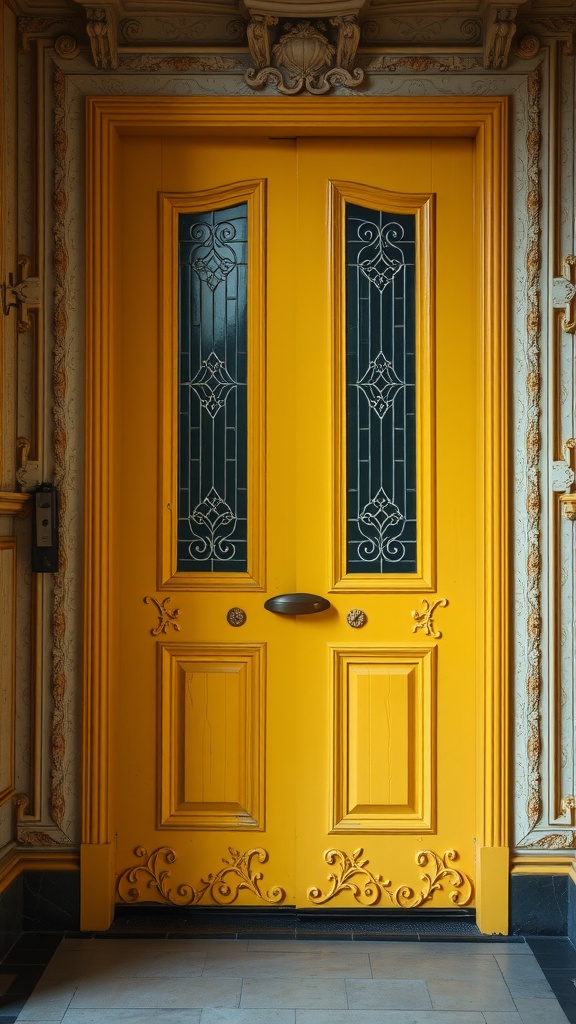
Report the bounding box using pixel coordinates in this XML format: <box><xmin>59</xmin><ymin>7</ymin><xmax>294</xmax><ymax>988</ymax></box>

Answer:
<box><xmin>243</xmin><ymin>2</ymin><xmax>366</xmax><ymax>95</ymax></box>
<box><xmin>483</xmin><ymin>2</ymin><xmax>527</xmax><ymax>70</ymax></box>
<box><xmin>71</xmin><ymin>0</ymin><xmax>119</xmax><ymax>68</ymax></box>
<box><xmin>552</xmin><ymin>256</ymin><xmax>576</xmax><ymax>335</ymax></box>
<box><xmin>1</xmin><ymin>256</ymin><xmax>40</xmax><ymax>332</ymax></box>
<box><xmin>553</xmin><ymin>438</ymin><xmax>576</xmax><ymax>522</ymax></box>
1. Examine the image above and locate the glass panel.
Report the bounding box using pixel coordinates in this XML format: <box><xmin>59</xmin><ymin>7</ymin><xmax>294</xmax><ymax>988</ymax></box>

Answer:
<box><xmin>345</xmin><ymin>203</ymin><xmax>416</xmax><ymax>574</ymax></box>
<box><xmin>177</xmin><ymin>202</ymin><xmax>248</xmax><ymax>573</ymax></box>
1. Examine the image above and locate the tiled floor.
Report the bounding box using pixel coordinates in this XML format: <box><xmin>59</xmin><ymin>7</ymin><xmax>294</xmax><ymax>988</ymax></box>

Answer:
<box><xmin>1</xmin><ymin>934</ymin><xmax>575</xmax><ymax>1024</ymax></box>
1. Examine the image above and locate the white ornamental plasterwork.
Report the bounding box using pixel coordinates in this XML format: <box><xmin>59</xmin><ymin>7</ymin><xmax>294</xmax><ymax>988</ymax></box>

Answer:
<box><xmin>43</xmin><ymin>49</ymin><xmax>558</xmax><ymax>851</ymax></box>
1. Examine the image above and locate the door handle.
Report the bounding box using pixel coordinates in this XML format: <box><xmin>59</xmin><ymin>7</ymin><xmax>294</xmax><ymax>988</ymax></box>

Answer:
<box><xmin>264</xmin><ymin>593</ymin><xmax>331</xmax><ymax>615</ymax></box>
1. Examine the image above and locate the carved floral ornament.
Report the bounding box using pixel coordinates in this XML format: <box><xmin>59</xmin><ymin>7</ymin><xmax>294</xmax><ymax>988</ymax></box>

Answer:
<box><xmin>245</xmin><ymin>13</ymin><xmax>364</xmax><ymax>94</ymax></box>
<box><xmin>116</xmin><ymin>845</ymin><xmax>473</xmax><ymax>908</ymax></box>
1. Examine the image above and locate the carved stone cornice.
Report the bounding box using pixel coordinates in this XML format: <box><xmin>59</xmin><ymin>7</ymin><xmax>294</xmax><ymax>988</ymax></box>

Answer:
<box><xmin>242</xmin><ymin>1</ymin><xmax>367</xmax><ymax>15</ymax></box>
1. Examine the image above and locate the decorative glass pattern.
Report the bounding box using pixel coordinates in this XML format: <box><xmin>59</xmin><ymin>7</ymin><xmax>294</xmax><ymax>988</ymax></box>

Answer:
<box><xmin>346</xmin><ymin>203</ymin><xmax>416</xmax><ymax>574</ymax></box>
<box><xmin>178</xmin><ymin>203</ymin><xmax>248</xmax><ymax>572</ymax></box>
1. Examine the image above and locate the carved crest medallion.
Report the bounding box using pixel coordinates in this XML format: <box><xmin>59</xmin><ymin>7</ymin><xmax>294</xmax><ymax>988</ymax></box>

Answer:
<box><xmin>245</xmin><ymin>14</ymin><xmax>364</xmax><ymax>94</ymax></box>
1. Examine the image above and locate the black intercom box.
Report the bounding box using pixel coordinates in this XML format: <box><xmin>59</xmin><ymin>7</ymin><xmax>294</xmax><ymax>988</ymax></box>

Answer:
<box><xmin>32</xmin><ymin>483</ymin><xmax>59</xmax><ymax>573</ymax></box>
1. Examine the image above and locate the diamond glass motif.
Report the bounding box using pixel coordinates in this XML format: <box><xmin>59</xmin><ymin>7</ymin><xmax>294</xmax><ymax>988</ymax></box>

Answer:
<box><xmin>356</xmin><ymin>350</ymin><xmax>405</xmax><ymax>419</ymax></box>
<box><xmin>177</xmin><ymin>203</ymin><xmax>248</xmax><ymax>573</ymax></box>
<box><xmin>187</xmin><ymin>350</ymin><xmax>239</xmax><ymax>419</ymax></box>
<box><xmin>346</xmin><ymin>203</ymin><xmax>417</xmax><ymax>574</ymax></box>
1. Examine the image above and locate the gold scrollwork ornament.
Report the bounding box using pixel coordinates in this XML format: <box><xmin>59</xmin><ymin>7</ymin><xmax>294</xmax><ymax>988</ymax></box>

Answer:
<box><xmin>144</xmin><ymin>595</ymin><xmax>181</xmax><ymax>636</ymax></box>
<box><xmin>117</xmin><ymin>846</ymin><xmax>286</xmax><ymax>906</ymax></box>
<box><xmin>412</xmin><ymin>597</ymin><xmax>449</xmax><ymax>638</ymax></box>
<box><xmin>307</xmin><ymin>847</ymin><xmax>473</xmax><ymax>908</ymax></box>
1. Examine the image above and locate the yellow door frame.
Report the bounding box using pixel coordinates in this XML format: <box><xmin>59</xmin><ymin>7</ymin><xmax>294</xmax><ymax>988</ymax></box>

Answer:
<box><xmin>82</xmin><ymin>95</ymin><xmax>509</xmax><ymax>934</ymax></box>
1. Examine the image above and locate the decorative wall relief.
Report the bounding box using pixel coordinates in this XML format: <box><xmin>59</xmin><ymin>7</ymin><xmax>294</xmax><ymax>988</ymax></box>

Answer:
<box><xmin>522</xmin><ymin>65</ymin><xmax>544</xmax><ymax>838</ymax></box>
<box><xmin>307</xmin><ymin>848</ymin><xmax>473</xmax><ymax>908</ymax></box>
<box><xmin>117</xmin><ymin>846</ymin><xmax>286</xmax><ymax>905</ymax></box>
<box><xmin>245</xmin><ymin>16</ymin><xmax>363</xmax><ymax>94</ymax></box>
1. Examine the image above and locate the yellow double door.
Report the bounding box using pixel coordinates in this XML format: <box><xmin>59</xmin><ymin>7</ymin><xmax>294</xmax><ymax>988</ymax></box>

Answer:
<box><xmin>113</xmin><ymin>132</ymin><xmax>478</xmax><ymax>912</ymax></box>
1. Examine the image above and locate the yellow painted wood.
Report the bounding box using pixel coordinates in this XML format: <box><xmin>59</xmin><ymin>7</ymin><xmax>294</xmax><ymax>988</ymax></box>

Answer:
<box><xmin>84</xmin><ymin>96</ymin><xmax>509</xmax><ymax>931</ymax></box>
<box><xmin>476</xmin><ymin>846</ymin><xmax>509</xmax><ymax>935</ymax></box>
<box><xmin>159</xmin><ymin>643</ymin><xmax>265</xmax><ymax>830</ymax></box>
<box><xmin>332</xmin><ymin>646</ymin><xmax>435</xmax><ymax>834</ymax></box>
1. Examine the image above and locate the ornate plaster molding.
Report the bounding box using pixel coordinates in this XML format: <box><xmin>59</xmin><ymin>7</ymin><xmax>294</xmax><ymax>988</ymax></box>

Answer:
<box><xmin>483</xmin><ymin>3</ymin><xmax>527</xmax><ymax>69</ymax></box>
<box><xmin>242</xmin><ymin>1</ymin><xmax>367</xmax><ymax>15</ymax></box>
<box><xmin>245</xmin><ymin>14</ymin><xmax>364</xmax><ymax>94</ymax></box>
<box><xmin>72</xmin><ymin>0</ymin><xmax>119</xmax><ymax>68</ymax></box>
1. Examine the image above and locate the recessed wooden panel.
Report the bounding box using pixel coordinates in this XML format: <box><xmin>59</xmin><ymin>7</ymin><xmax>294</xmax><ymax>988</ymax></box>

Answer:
<box><xmin>159</xmin><ymin>643</ymin><xmax>265</xmax><ymax>829</ymax></box>
<box><xmin>331</xmin><ymin>645</ymin><xmax>436</xmax><ymax>833</ymax></box>
<box><xmin>0</xmin><ymin>539</ymin><xmax>16</xmax><ymax>805</ymax></box>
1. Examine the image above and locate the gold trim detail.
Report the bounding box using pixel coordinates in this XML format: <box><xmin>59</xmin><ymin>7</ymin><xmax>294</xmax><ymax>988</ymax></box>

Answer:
<box><xmin>0</xmin><ymin>849</ymin><xmax>79</xmax><ymax>896</ymax></box>
<box><xmin>412</xmin><ymin>598</ymin><xmax>448</xmax><ymax>639</ymax></box>
<box><xmin>552</xmin><ymin>255</ymin><xmax>576</xmax><ymax>334</ymax></box>
<box><xmin>144</xmin><ymin>596</ymin><xmax>181</xmax><ymax>636</ymax></box>
<box><xmin>511</xmin><ymin>853</ymin><xmax>575</xmax><ymax>874</ymax></box>
<box><xmin>0</xmin><ymin>492</ymin><xmax>31</xmax><ymax>517</ymax></box>
<box><xmin>307</xmin><ymin>848</ymin><xmax>473</xmax><ymax>908</ymax></box>
<box><xmin>559</xmin><ymin>494</ymin><xmax>576</xmax><ymax>520</ymax></box>
<box><xmin>117</xmin><ymin>846</ymin><xmax>286</xmax><ymax>906</ymax></box>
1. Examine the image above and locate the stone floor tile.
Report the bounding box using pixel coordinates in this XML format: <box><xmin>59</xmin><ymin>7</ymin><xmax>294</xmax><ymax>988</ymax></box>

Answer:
<box><xmin>296</xmin><ymin>1012</ymin><xmax>486</xmax><ymax>1024</ymax></box>
<box><xmin>513</xmin><ymin>998</ymin><xmax>570</xmax><ymax>1023</ymax></box>
<box><xmin>481</xmin><ymin>1014</ymin><xmax>524</xmax><ymax>1023</ymax></box>
<box><xmin>200</xmin><ymin>1011</ymin><xmax>295</xmax><ymax>1023</ymax></box>
<box><xmin>414</xmin><ymin>943</ymin><xmax>530</xmax><ymax>956</ymax></box>
<box><xmin>345</xmin><ymin>979</ymin><xmax>432</xmax><ymax>1011</ymax></box>
<box><xmin>369</xmin><ymin>955</ymin><xmax>502</xmax><ymax>982</ymax></box>
<box><xmin>494</xmin><ymin>955</ymin><xmax>548</xmax><ymax>979</ymax></box>
<box><xmin>427</xmin><ymin>978</ymin><xmax>516</xmax><ymax>1012</ymax></box>
<box><xmin>61</xmin><ymin>1012</ymin><xmax>202</xmax><ymax>1024</ymax></box>
<box><xmin>503</xmin><ymin>977</ymin><xmax>556</xmax><ymax>999</ymax></box>
<box><xmin>202</xmin><ymin>951</ymin><xmax>371</xmax><ymax>977</ymax></box>
<box><xmin>15</xmin><ymin>983</ymin><xmax>75</xmax><ymax>1022</ymax></box>
<box><xmin>239</xmin><ymin>977</ymin><xmax>348</xmax><ymax>1009</ymax></box>
<box><xmin>68</xmin><ymin>978</ymin><xmax>241</xmax><ymax>1009</ymax></box>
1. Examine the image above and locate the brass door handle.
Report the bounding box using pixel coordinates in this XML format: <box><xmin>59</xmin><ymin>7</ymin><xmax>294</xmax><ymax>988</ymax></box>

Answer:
<box><xmin>264</xmin><ymin>593</ymin><xmax>331</xmax><ymax>615</ymax></box>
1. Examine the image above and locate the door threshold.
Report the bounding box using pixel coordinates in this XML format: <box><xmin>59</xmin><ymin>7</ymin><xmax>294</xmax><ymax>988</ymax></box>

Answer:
<box><xmin>101</xmin><ymin>904</ymin><xmax>523</xmax><ymax>941</ymax></box>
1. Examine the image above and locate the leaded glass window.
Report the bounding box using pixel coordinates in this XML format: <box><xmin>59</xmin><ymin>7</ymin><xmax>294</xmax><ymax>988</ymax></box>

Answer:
<box><xmin>346</xmin><ymin>203</ymin><xmax>417</xmax><ymax>575</ymax></box>
<box><xmin>177</xmin><ymin>203</ymin><xmax>248</xmax><ymax>573</ymax></box>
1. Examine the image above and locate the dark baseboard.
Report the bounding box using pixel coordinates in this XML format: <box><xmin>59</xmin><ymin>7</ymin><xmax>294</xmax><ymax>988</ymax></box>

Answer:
<box><xmin>510</xmin><ymin>874</ymin><xmax>568</xmax><ymax>935</ymax></box>
<box><xmin>0</xmin><ymin>873</ymin><xmax>23</xmax><ymax>958</ymax></box>
<box><xmin>22</xmin><ymin>870</ymin><xmax>80</xmax><ymax>931</ymax></box>
<box><xmin>2</xmin><ymin>869</ymin><xmax>575</xmax><ymax>939</ymax></box>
